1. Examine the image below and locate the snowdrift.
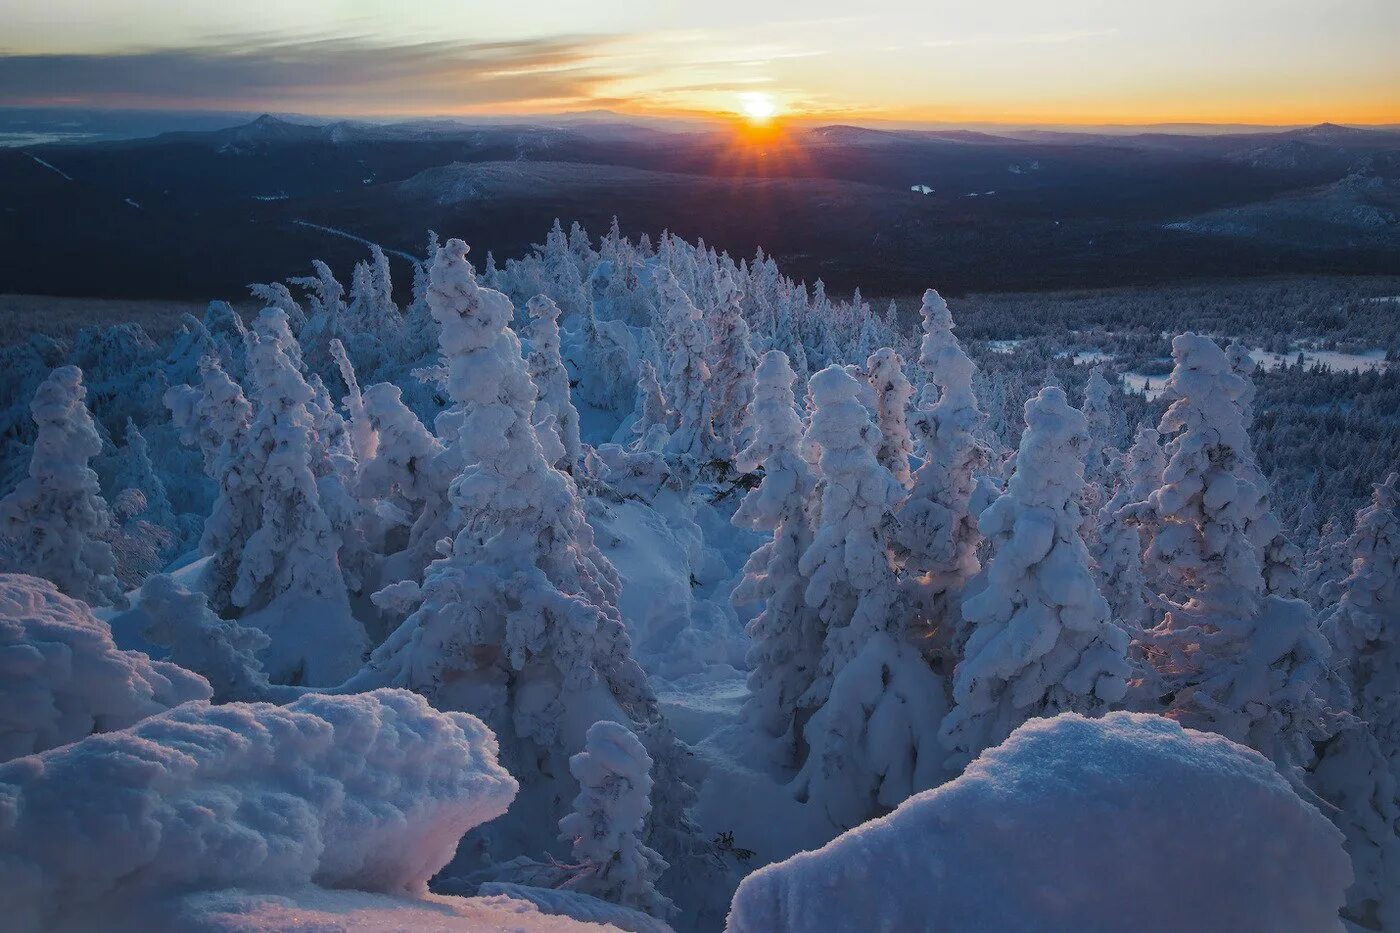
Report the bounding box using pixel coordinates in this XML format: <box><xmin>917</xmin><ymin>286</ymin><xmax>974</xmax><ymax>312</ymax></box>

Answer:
<box><xmin>0</xmin><ymin>572</ymin><xmax>211</xmax><ymax>762</ymax></box>
<box><xmin>727</xmin><ymin>712</ymin><xmax>1352</xmax><ymax>933</ymax></box>
<box><xmin>0</xmin><ymin>689</ymin><xmax>519</xmax><ymax>932</ymax></box>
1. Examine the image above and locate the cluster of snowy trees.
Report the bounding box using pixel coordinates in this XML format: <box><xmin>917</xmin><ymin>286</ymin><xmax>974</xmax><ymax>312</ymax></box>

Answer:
<box><xmin>0</xmin><ymin>218</ymin><xmax>1397</xmax><ymax>931</ymax></box>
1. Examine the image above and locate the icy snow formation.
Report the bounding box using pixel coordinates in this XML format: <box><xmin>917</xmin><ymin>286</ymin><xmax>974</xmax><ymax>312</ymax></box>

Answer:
<box><xmin>0</xmin><ymin>689</ymin><xmax>518</xmax><ymax>932</ymax></box>
<box><xmin>728</xmin><ymin>712</ymin><xmax>1352</xmax><ymax>933</ymax></box>
<box><xmin>0</xmin><ymin>573</ymin><xmax>210</xmax><ymax>763</ymax></box>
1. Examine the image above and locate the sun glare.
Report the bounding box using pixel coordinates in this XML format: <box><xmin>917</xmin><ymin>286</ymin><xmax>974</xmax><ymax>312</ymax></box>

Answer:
<box><xmin>739</xmin><ymin>92</ymin><xmax>778</xmax><ymax>123</ymax></box>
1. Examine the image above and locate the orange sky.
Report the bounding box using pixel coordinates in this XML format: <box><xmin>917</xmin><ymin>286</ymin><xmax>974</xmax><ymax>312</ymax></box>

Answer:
<box><xmin>1</xmin><ymin>1</ymin><xmax>1396</xmax><ymax>127</ymax></box>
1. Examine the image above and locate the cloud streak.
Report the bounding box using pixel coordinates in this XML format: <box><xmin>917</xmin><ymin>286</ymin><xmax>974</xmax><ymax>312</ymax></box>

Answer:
<box><xmin>0</xmin><ymin>34</ymin><xmax>627</xmax><ymax>113</ymax></box>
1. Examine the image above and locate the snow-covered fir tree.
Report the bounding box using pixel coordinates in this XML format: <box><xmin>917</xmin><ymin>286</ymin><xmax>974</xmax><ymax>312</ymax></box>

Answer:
<box><xmin>0</xmin><ymin>366</ymin><xmax>121</xmax><ymax>606</ymax></box>
<box><xmin>865</xmin><ymin>347</ymin><xmax>914</xmax><ymax>488</ymax></box>
<box><xmin>557</xmin><ymin>720</ymin><xmax>674</xmax><ymax>919</ymax></box>
<box><xmin>940</xmin><ymin>386</ymin><xmax>1130</xmax><ymax>768</ymax></box>
<box><xmin>1126</xmin><ymin>334</ymin><xmax>1334</xmax><ymax>778</ymax></box>
<box><xmin>731</xmin><ymin>351</ymin><xmax>821</xmax><ymax>763</ymax></box>
<box><xmin>526</xmin><ymin>295</ymin><xmax>584</xmax><ymax>472</ymax></box>
<box><xmin>793</xmin><ymin>365</ymin><xmax>948</xmax><ymax>829</ymax></box>
<box><xmin>658</xmin><ymin>270</ymin><xmax>717</xmax><ymax>467</ymax></box>
<box><xmin>1324</xmin><ymin>473</ymin><xmax>1400</xmax><ymax>779</ymax></box>
<box><xmin>895</xmin><ymin>289</ymin><xmax>990</xmax><ymax>664</ymax></box>
<box><xmin>706</xmin><ymin>272</ymin><xmax>758</xmax><ymax>461</ymax></box>
<box><xmin>1093</xmin><ymin>425</ymin><xmax>1165</xmax><ymax>634</ymax></box>
<box><xmin>346</xmin><ymin>239</ymin><xmax>693</xmax><ymax>872</ymax></box>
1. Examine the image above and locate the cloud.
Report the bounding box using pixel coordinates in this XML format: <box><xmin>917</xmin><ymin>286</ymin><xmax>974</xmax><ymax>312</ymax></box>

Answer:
<box><xmin>922</xmin><ymin>29</ymin><xmax>1117</xmax><ymax>49</ymax></box>
<box><xmin>0</xmin><ymin>33</ymin><xmax>626</xmax><ymax>113</ymax></box>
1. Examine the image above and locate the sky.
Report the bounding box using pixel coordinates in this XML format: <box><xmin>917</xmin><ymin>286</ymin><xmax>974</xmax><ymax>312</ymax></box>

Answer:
<box><xmin>1</xmin><ymin>0</ymin><xmax>1397</xmax><ymax>127</ymax></box>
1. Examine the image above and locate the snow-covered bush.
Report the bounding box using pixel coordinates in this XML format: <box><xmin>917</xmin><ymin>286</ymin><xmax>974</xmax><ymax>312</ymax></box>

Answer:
<box><xmin>0</xmin><ymin>573</ymin><xmax>210</xmax><ymax>763</ymax></box>
<box><xmin>0</xmin><ymin>366</ymin><xmax>121</xmax><ymax>606</ymax></box>
<box><xmin>729</xmin><ymin>712</ymin><xmax>1352</xmax><ymax>933</ymax></box>
<box><xmin>941</xmin><ymin>387</ymin><xmax>1130</xmax><ymax>767</ymax></box>
<box><xmin>557</xmin><ymin>721</ymin><xmax>673</xmax><ymax>919</ymax></box>
<box><xmin>132</xmin><ymin>573</ymin><xmax>278</xmax><ymax>703</ymax></box>
<box><xmin>0</xmin><ymin>689</ymin><xmax>518</xmax><ymax>932</ymax></box>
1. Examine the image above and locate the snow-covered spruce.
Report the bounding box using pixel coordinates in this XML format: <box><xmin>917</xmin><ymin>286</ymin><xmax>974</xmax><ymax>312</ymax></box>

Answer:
<box><xmin>657</xmin><ymin>270</ymin><xmax>718</xmax><ymax>467</ymax></box>
<box><xmin>0</xmin><ymin>366</ymin><xmax>121</xmax><ymax>606</ymax></box>
<box><xmin>345</xmin><ymin>240</ymin><xmax>688</xmax><ymax>867</ymax></box>
<box><xmin>940</xmin><ymin>387</ymin><xmax>1130</xmax><ymax>768</ymax></box>
<box><xmin>1309</xmin><ymin>720</ymin><xmax>1400</xmax><ymax>931</ymax></box>
<box><xmin>165</xmin><ymin>353</ymin><xmax>252</xmax><ymax>481</ymax></box>
<box><xmin>203</xmin><ymin>321</ymin><xmax>367</xmax><ymax>686</ymax></box>
<box><xmin>865</xmin><ymin>347</ymin><xmax>914</xmax><ymax>488</ymax></box>
<box><xmin>0</xmin><ymin>689</ymin><xmax>519</xmax><ymax>933</ymax></box>
<box><xmin>1125</xmin><ymin>334</ymin><xmax>1334</xmax><ymax>777</ymax></box>
<box><xmin>895</xmin><ymin>289</ymin><xmax>990</xmax><ymax>664</ymax></box>
<box><xmin>630</xmin><ymin>359</ymin><xmax>671</xmax><ymax>444</ymax></box>
<box><xmin>731</xmin><ymin>351</ymin><xmax>821</xmax><ymax>762</ymax></box>
<box><xmin>1093</xmin><ymin>425</ymin><xmax>1165</xmax><ymax>634</ymax></box>
<box><xmin>359</xmin><ymin>380</ymin><xmax>454</xmax><ymax>587</ymax></box>
<box><xmin>0</xmin><ymin>573</ymin><xmax>210</xmax><ymax>763</ymax></box>
<box><xmin>728</xmin><ymin>713</ymin><xmax>1352</xmax><ymax>933</ymax></box>
<box><xmin>330</xmin><ymin>336</ymin><xmax>379</xmax><ymax>466</ymax></box>
<box><xmin>793</xmin><ymin>365</ymin><xmax>948</xmax><ymax>829</ymax></box>
<box><xmin>526</xmin><ymin>295</ymin><xmax>584</xmax><ymax>472</ymax></box>
<box><xmin>1325</xmin><ymin>473</ymin><xmax>1400</xmax><ymax>778</ymax></box>
<box><xmin>705</xmin><ymin>272</ymin><xmax>758</xmax><ymax>461</ymax></box>
<box><xmin>557</xmin><ymin>721</ymin><xmax>673</xmax><ymax>919</ymax></box>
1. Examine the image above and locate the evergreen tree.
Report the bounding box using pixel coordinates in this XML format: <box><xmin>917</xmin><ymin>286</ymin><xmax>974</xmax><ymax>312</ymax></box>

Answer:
<box><xmin>0</xmin><ymin>366</ymin><xmax>121</xmax><ymax>606</ymax></box>
<box><xmin>940</xmin><ymin>387</ymin><xmax>1130</xmax><ymax>768</ymax></box>
<box><xmin>731</xmin><ymin>351</ymin><xmax>821</xmax><ymax>762</ymax></box>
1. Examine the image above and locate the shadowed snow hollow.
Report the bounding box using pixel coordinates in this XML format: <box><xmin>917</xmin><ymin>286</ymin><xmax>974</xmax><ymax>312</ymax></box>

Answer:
<box><xmin>726</xmin><ymin>712</ymin><xmax>1352</xmax><ymax>933</ymax></box>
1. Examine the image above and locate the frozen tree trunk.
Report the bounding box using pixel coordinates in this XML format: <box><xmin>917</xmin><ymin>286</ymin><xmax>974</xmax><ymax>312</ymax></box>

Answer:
<box><xmin>940</xmin><ymin>386</ymin><xmax>1130</xmax><ymax>769</ymax></box>
<box><xmin>0</xmin><ymin>366</ymin><xmax>121</xmax><ymax>606</ymax></box>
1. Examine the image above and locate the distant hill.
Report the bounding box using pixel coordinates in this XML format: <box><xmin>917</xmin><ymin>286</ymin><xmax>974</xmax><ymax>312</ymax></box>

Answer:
<box><xmin>1</xmin><ymin>114</ymin><xmax>1396</xmax><ymax>300</ymax></box>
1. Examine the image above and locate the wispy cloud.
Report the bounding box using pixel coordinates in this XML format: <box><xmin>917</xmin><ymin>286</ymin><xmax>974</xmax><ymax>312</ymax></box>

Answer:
<box><xmin>922</xmin><ymin>29</ymin><xmax>1117</xmax><ymax>49</ymax></box>
<box><xmin>0</xmin><ymin>34</ymin><xmax>627</xmax><ymax>113</ymax></box>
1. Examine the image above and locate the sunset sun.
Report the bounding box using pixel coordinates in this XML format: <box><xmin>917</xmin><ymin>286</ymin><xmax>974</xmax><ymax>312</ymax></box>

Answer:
<box><xmin>738</xmin><ymin>92</ymin><xmax>778</xmax><ymax>123</ymax></box>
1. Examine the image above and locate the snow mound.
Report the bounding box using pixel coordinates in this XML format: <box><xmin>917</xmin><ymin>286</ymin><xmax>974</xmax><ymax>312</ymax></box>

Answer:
<box><xmin>0</xmin><ymin>572</ymin><xmax>211</xmax><ymax>762</ymax></box>
<box><xmin>164</xmin><ymin>888</ymin><xmax>611</xmax><ymax>932</ymax></box>
<box><xmin>727</xmin><ymin>712</ymin><xmax>1351</xmax><ymax>933</ymax></box>
<box><xmin>0</xmin><ymin>688</ymin><xmax>519</xmax><ymax>932</ymax></box>
<box><xmin>480</xmin><ymin>882</ymin><xmax>673</xmax><ymax>932</ymax></box>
